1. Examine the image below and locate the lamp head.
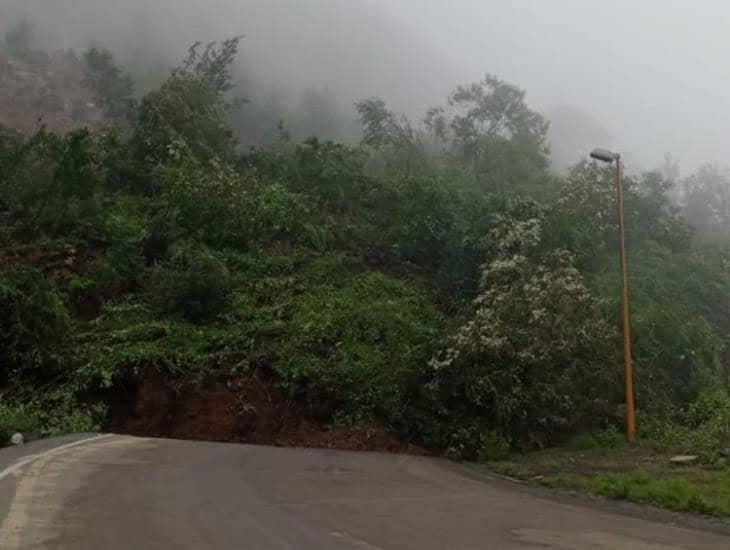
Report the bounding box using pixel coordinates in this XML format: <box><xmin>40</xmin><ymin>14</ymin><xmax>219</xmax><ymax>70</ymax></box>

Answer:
<box><xmin>590</xmin><ymin>148</ymin><xmax>619</xmax><ymax>163</ymax></box>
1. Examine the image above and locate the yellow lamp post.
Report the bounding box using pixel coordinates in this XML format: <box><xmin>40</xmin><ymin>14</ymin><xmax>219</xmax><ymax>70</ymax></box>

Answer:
<box><xmin>590</xmin><ymin>148</ymin><xmax>636</xmax><ymax>443</ymax></box>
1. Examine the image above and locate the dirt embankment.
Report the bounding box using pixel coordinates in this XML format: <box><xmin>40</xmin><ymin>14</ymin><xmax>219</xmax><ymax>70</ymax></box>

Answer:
<box><xmin>0</xmin><ymin>242</ymin><xmax>127</xmax><ymax>320</ymax></box>
<box><xmin>105</xmin><ymin>372</ymin><xmax>424</xmax><ymax>454</ymax></box>
<box><xmin>2</xmin><ymin>242</ymin><xmax>420</xmax><ymax>453</ymax></box>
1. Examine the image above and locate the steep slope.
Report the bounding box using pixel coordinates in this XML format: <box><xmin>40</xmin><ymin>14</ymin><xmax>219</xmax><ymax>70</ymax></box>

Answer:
<box><xmin>0</xmin><ymin>48</ymin><xmax>103</xmax><ymax>134</ymax></box>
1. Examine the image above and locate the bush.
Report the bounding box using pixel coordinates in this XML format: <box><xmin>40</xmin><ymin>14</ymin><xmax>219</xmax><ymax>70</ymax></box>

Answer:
<box><xmin>571</xmin><ymin>426</ymin><xmax>622</xmax><ymax>451</ymax></box>
<box><xmin>245</xmin><ymin>139</ymin><xmax>370</xmax><ymax>213</ymax></box>
<box><xmin>74</xmin><ymin>300</ymin><xmax>254</xmax><ymax>388</ymax></box>
<box><xmin>145</xmin><ymin>245</ymin><xmax>231</xmax><ymax>323</ymax></box>
<box><xmin>0</xmin><ymin>130</ymin><xmax>106</xmax><ymax>239</ymax></box>
<box><xmin>448</xmin><ymin>424</ymin><xmax>510</xmax><ymax>461</ymax></box>
<box><xmin>0</xmin><ymin>401</ymin><xmax>43</xmax><ymax>445</ymax></box>
<box><xmin>587</xmin><ymin>247</ymin><xmax>723</xmax><ymax>415</ymax></box>
<box><xmin>0</xmin><ymin>268</ymin><xmax>70</xmax><ymax>384</ymax></box>
<box><xmin>594</xmin><ymin>425</ymin><xmax>622</xmax><ymax>448</ymax></box>
<box><xmin>643</xmin><ymin>388</ymin><xmax>730</xmax><ymax>461</ymax></box>
<box><xmin>157</xmin><ymin>156</ymin><xmax>307</xmax><ymax>249</ymax></box>
<box><xmin>0</xmin><ymin>390</ymin><xmax>102</xmax><ymax>445</ymax></box>
<box><xmin>275</xmin><ymin>271</ymin><xmax>443</xmax><ymax>423</ymax></box>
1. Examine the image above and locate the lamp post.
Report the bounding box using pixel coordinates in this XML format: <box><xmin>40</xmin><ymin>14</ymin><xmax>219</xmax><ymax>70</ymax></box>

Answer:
<box><xmin>590</xmin><ymin>148</ymin><xmax>636</xmax><ymax>443</ymax></box>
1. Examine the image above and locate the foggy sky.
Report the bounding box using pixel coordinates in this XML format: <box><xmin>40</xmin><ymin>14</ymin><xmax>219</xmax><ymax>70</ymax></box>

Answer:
<box><xmin>376</xmin><ymin>0</ymin><xmax>730</xmax><ymax>174</ymax></box>
<box><xmin>2</xmin><ymin>0</ymin><xmax>730</xmax><ymax>173</ymax></box>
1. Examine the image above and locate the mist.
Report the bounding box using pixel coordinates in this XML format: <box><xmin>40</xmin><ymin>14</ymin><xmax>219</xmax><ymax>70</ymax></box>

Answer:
<box><xmin>2</xmin><ymin>0</ymin><xmax>730</xmax><ymax>172</ymax></box>
<box><xmin>3</xmin><ymin>1</ymin><xmax>730</xmax><ymax>508</ymax></box>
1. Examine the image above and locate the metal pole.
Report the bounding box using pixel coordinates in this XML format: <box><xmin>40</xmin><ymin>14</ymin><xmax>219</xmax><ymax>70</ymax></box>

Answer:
<box><xmin>615</xmin><ymin>157</ymin><xmax>637</xmax><ymax>443</ymax></box>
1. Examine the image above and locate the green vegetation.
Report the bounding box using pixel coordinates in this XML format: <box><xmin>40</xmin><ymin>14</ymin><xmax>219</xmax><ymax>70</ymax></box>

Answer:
<box><xmin>542</xmin><ymin>471</ymin><xmax>730</xmax><ymax>517</ymax></box>
<box><xmin>489</xmin><ymin>441</ymin><xmax>730</xmax><ymax>517</ymax></box>
<box><xmin>84</xmin><ymin>47</ymin><xmax>135</xmax><ymax>123</ymax></box>
<box><xmin>0</xmin><ymin>35</ymin><xmax>729</xmax><ymax>486</ymax></box>
<box><xmin>0</xmin><ymin>268</ymin><xmax>70</xmax><ymax>385</ymax></box>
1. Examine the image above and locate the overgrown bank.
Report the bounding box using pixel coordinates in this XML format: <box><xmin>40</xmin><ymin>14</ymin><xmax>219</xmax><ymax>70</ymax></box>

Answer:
<box><xmin>1</xmin><ymin>36</ymin><xmax>730</xmax><ymax>464</ymax></box>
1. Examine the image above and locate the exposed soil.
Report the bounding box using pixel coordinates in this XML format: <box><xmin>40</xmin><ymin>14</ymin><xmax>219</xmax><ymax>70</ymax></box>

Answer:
<box><xmin>2</xmin><ymin>241</ymin><xmax>421</xmax><ymax>454</ymax></box>
<box><xmin>0</xmin><ymin>242</ymin><xmax>90</xmax><ymax>273</ymax></box>
<box><xmin>105</xmin><ymin>371</ymin><xmax>424</xmax><ymax>454</ymax></box>
<box><xmin>0</xmin><ymin>241</ymin><xmax>131</xmax><ymax>320</ymax></box>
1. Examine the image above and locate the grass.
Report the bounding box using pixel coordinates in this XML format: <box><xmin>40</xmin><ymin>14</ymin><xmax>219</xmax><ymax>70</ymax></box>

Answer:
<box><xmin>538</xmin><ymin>471</ymin><xmax>730</xmax><ymax>516</ymax></box>
<box><xmin>488</xmin><ymin>441</ymin><xmax>730</xmax><ymax>517</ymax></box>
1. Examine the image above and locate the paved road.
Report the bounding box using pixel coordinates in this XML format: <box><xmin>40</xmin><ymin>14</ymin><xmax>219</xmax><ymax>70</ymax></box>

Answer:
<box><xmin>1</xmin><ymin>435</ymin><xmax>729</xmax><ymax>549</ymax></box>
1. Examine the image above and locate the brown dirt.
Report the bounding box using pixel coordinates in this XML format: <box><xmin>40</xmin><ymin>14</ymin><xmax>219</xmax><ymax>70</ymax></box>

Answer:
<box><xmin>106</xmin><ymin>372</ymin><xmax>424</xmax><ymax>455</ymax></box>
<box><xmin>0</xmin><ymin>241</ymin><xmax>130</xmax><ymax>320</ymax></box>
<box><xmin>0</xmin><ymin>243</ymin><xmax>88</xmax><ymax>273</ymax></box>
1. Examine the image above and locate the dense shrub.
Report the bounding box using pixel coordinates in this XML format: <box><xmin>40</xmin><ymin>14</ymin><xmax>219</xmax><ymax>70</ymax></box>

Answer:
<box><xmin>587</xmin><ymin>245</ymin><xmax>723</xmax><ymax>414</ymax></box>
<box><xmin>145</xmin><ymin>245</ymin><xmax>232</xmax><ymax>323</ymax></box>
<box><xmin>642</xmin><ymin>388</ymin><xmax>730</xmax><ymax>461</ymax></box>
<box><xmin>0</xmin><ymin>391</ymin><xmax>101</xmax><ymax>445</ymax></box>
<box><xmin>0</xmin><ymin>268</ymin><xmax>70</xmax><ymax>384</ymax></box>
<box><xmin>275</xmin><ymin>271</ymin><xmax>443</xmax><ymax>423</ymax></box>
<box><xmin>158</xmin><ymin>158</ymin><xmax>307</xmax><ymax>249</ymax></box>
<box><xmin>0</xmin><ymin>130</ymin><xmax>106</xmax><ymax>239</ymax></box>
<box><xmin>244</xmin><ymin>139</ymin><xmax>370</xmax><ymax>213</ymax></box>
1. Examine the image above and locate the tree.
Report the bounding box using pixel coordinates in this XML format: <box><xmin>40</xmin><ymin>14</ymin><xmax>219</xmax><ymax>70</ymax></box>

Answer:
<box><xmin>356</xmin><ymin>98</ymin><xmax>415</xmax><ymax>151</ymax></box>
<box><xmin>425</xmin><ymin>74</ymin><xmax>550</xmax><ymax>190</ymax></box>
<box><xmin>84</xmin><ymin>48</ymin><xmax>135</xmax><ymax>124</ymax></box>
<box><xmin>545</xmin><ymin>161</ymin><xmax>691</xmax><ymax>267</ymax></box>
<box><xmin>430</xmin><ymin>213</ymin><xmax>616</xmax><ymax>443</ymax></box>
<box><xmin>355</xmin><ymin>97</ymin><xmax>426</xmax><ymax>174</ymax></box>
<box><xmin>683</xmin><ymin>164</ymin><xmax>730</xmax><ymax>244</ymax></box>
<box><xmin>134</xmin><ymin>37</ymin><xmax>243</xmax><ymax>172</ymax></box>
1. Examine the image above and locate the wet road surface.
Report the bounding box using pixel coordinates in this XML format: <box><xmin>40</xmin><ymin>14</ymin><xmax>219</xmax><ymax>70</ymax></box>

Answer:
<box><xmin>1</xmin><ymin>435</ymin><xmax>729</xmax><ymax>549</ymax></box>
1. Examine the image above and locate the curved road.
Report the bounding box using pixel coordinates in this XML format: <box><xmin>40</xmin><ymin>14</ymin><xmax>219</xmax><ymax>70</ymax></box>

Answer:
<box><xmin>1</xmin><ymin>435</ymin><xmax>729</xmax><ymax>549</ymax></box>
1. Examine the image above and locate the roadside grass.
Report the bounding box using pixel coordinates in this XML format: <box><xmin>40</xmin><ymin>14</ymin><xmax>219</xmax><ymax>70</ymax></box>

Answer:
<box><xmin>488</xmin><ymin>441</ymin><xmax>730</xmax><ymax>517</ymax></box>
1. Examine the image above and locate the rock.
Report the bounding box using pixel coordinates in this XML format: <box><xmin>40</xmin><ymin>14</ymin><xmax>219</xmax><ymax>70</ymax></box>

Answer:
<box><xmin>444</xmin><ymin>447</ymin><xmax>462</xmax><ymax>461</ymax></box>
<box><xmin>670</xmin><ymin>454</ymin><xmax>698</xmax><ymax>465</ymax></box>
<box><xmin>719</xmin><ymin>448</ymin><xmax>730</xmax><ymax>458</ymax></box>
<box><xmin>10</xmin><ymin>433</ymin><xmax>24</xmax><ymax>446</ymax></box>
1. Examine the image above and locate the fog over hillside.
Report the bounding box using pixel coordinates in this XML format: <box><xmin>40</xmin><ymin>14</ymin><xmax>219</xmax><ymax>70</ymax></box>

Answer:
<box><xmin>2</xmin><ymin>0</ymin><xmax>730</xmax><ymax>171</ymax></box>
<box><xmin>3</xmin><ymin>2</ymin><xmax>730</xmax><ymax>507</ymax></box>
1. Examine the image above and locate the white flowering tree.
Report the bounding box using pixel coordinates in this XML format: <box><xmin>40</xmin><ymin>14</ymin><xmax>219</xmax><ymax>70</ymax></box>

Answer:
<box><xmin>431</xmin><ymin>214</ymin><xmax>618</xmax><ymax>446</ymax></box>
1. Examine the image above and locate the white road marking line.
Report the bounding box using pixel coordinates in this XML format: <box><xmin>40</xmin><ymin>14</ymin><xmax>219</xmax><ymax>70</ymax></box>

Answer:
<box><xmin>0</xmin><ymin>434</ymin><xmax>116</xmax><ymax>483</ymax></box>
<box><xmin>0</xmin><ymin>434</ymin><xmax>134</xmax><ymax>549</ymax></box>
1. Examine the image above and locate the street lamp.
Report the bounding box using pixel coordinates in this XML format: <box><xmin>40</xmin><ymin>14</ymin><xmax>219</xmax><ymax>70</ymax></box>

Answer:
<box><xmin>590</xmin><ymin>148</ymin><xmax>637</xmax><ymax>443</ymax></box>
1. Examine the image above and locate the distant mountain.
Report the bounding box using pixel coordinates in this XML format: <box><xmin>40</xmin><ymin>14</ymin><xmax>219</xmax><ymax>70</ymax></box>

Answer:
<box><xmin>0</xmin><ymin>47</ymin><xmax>103</xmax><ymax>135</ymax></box>
<box><xmin>0</xmin><ymin>0</ymin><xmax>459</xmax><ymax>117</ymax></box>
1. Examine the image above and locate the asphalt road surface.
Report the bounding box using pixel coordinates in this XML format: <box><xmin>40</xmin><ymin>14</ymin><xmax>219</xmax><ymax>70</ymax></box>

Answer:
<box><xmin>1</xmin><ymin>435</ymin><xmax>730</xmax><ymax>549</ymax></box>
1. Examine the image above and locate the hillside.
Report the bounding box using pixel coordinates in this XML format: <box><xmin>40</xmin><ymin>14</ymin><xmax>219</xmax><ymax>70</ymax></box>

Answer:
<box><xmin>0</xmin><ymin>47</ymin><xmax>103</xmax><ymax>135</ymax></box>
<box><xmin>1</xmin><ymin>38</ymin><xmax>729</xmax><ymax>469</ymax></box>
